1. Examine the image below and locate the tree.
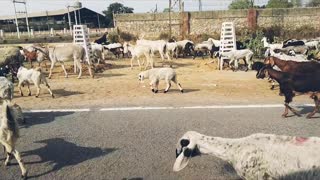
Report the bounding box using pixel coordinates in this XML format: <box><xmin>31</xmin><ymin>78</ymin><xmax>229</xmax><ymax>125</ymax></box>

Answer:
<box><xmin>228</xmin><ymin>0</ymin><xmax>254</xmax><ymax>9</ymax></box>
<box><xmin>307</xmin><ymin>0</ymin><xmax>320</xmax><ymax>7</ymax></box>
<box><xmin>102</xmin><ymin>3</ymin><xmax>134</xmax><ymax>27</ymax></box>
<box><xmin>266</xmin><ymin>0</ymin><xmax>293</xmax><ymax>8</ymax></box>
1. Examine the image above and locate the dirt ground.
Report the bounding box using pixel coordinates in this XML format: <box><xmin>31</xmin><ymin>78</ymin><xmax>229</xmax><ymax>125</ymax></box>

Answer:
<box><xmin>8</xmin><ymin>55</ymin><xmax>314</xmax><ymax>110</ymax></box>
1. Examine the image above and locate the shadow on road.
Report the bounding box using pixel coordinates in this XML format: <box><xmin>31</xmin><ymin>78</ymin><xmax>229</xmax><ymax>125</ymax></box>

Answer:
<box><xmin>52</xmin><ymin>88</ymin><xmax>84</xmax><ymax>97</ymax></box>
<box><xmin>297</xmin><ymin>106</ymin><xmax>320</xmax><ymax>118</ymax></box>
<box><xmin>21</xmin><ymin>138</ymin><xmax>117</xmax><ymax>179</ymax></box>
<box><xmin>22</xmin><ymin>112</ymin><xmax>74</xmax><ymax>128</ymax></box>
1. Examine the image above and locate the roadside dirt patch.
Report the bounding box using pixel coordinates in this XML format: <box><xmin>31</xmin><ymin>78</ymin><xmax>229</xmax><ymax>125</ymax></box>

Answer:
<box><xmin>10</xmin><ymin>57</ymin><xmax>312</xmax><ymax>110</ymax></box>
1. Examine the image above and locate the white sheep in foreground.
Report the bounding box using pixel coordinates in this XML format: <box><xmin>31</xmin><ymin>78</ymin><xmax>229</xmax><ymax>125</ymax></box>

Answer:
<box><xmin>0</xmin><ymin>77</ymin><xmax>14</xmax><ymax>100</ymax></box>
<box><xmin>137</xmin><ymin>39</ymin><xmax>170</xmax><ymax>61</ymax></box>
<box><xmin>174</xmin><ymin>131</ymin><xmax>320</xmax><ymax>179</ymax></box>
<box><xmin>0</xmin><ymin>100</ymin><xmax>27</xmax><ymax>179</ymax></box>
<box><xmin>123</xmin><ymin>42</ymin><xmax>154</xmax><ymax>70</ymax></box>
<box><xmin>138</xmin><ymin>68</ymin><xmax>183</xmax><ymax>93</ymax></box>
<box><xmin>17</xmin><ymin>67</ymin><xmax>54</xmax><ymax>98</ymax></box>
<box><xmin>220</xmin><ymin>49</ymin><xmax>254</xmax><ymax>70</ymax></box>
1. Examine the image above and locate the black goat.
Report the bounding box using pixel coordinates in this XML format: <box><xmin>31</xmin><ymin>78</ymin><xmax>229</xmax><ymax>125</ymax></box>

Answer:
<box><xmin>94</xmin><ymin>32</ymin><xmax>108</xmax><ymax>45</ymax></box>
<box><xmin>282</xmin><ymin>39</ymin><xmax>305</xmax><ymax>48</ymax></box>
<box><xmin>257</xmin><ymin>66</ymin><xmax>320</xmax><ymax>118</ymax></box>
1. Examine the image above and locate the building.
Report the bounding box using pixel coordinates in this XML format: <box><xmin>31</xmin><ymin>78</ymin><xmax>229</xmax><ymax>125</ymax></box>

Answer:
<box><xmin>0</xmin><ymin>7</ymin><xmax>106</xmax><ymax>32</ymax></box>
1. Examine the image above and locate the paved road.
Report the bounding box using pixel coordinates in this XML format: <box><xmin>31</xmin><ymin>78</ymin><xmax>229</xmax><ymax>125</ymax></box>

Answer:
<box><xmin>1</xmin><ymin>106</ymin><xmax>320</xmax><ymax>180</ymax></box>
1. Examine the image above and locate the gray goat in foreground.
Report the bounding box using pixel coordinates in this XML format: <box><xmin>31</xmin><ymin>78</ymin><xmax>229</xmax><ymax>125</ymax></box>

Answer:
<box><xmin>0</xmin><ymin>100</ymin><xmax>27</xmax><ymax>179</ymax></box>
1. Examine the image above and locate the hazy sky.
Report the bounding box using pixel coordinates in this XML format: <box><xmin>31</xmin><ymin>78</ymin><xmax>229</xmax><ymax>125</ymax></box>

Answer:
<box><xmin>0</xmin><ymin>0</ymin><xmax>270</xmax><ymax>16</ymax></box>
<box><xmin>0</xmin><ymin>0</ymin><xmax>310</xmax><ymax>17</ymax></box>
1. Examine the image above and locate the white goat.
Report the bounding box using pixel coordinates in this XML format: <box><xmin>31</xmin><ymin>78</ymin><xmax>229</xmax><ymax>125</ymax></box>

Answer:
<box><xmin>123</xmin><ymin>42</ymin><xmax>154</xmax><ymax>70</ymax></box>
<box><xmin>166</xmin><ymin>42</ymin><xmax>178</xmax><ymax>59</ymax></box>
<box><xmin>137</xmin><ymin>39</ymin><xmax>170</xmax><ymax>61</ymax></box>
<box><xmin>176</xmin><ymin>40</ymin><xmax>195</xmax><ymax>57</ymax></box>
<box><xmin>220</xmin><ymin>49</ymin><xmax>254</xmax><ymax>70</ymax></box>
<box><xmin>17</xmin><ymin>67</ymin><xmax>54</xmax><ymax>98</ymax></box>
<box><xmin>0</xmin><ymin>77</ymin><xmax>14</xmax><ymax>100</ymax></box>
<box><xmin>47</xmin><ymin>44</ymin><xmax>93</xmax><ymax>79</ymax></box>
<box><xmin>174</xmin><ymin>131</ymin><xmax>320</xmax><ymax>179</ymax></box>
<box><xmin>304</xmin><ymin>40</ymin><xmax>319</xmax><ymax>50</ymax></box>
<box><xmin>138</xmin><ymin>68</ymin><xmax>183</xmax><ymax>93</ymax></box>
<box><xmin>208</xmin><ymin>38</ymin><xmax>221</xmax><ymax>47</ymax></box>
<box><xmin>267</xmin><ymin>48</ymin><xmax>308</xmax><ymax>62</ymax></box>
<box><xmin>91</xmin><ymin>43</ymin><xmax>105</xmax><ymax>64</ymax></box>
<box><xmin>0</xmin><ymin>100</ymin><xmax>27</xmax><ymax>179</ymax></box>
<box><xmin>261</xmin><ymin>37</ymin><xmax>283</xmax><ymax>50</ymax></box>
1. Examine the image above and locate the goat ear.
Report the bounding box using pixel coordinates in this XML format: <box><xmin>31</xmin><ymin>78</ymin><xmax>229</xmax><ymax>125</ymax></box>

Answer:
<box><xmin>173</xmin><ymin>148</ymin><xmax>191</xmax><ymax>172</ymax></box>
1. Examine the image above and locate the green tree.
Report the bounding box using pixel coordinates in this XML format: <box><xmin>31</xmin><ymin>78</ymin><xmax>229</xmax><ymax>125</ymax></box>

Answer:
<box><xmin>266</xmin><ymin>0</ymin><xmax>293</xmax><ymax>8</ymax></box>
<box><xmin>102</xmin><ymin>3</ymin><xmax>134</xmax><ymax>27</ymax></box>
<box><xmin>307</xmin><ymin>0</ymin><xmax>320</xmax><ymax>7</ymax></box>
<box><xmin>228</xmin><ymin>0</ymin><xmax>254</xmax><ymax>9</ymax></box>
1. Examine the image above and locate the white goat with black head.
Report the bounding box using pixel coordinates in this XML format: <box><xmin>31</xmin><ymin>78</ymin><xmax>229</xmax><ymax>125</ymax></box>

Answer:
<box><xmin>174</xmin><ymin>131</ymin><xmax>320</xmax><ymax>179</ymax></box>
<box><xmin>138</xmin><ymin>68</ymin><xmax>183</xmax><ymax>93</ymax></box>
<box><xmin>0</xmin><ymin>100</ymin><xmax>27</xmax><ymax>179</ymax></box>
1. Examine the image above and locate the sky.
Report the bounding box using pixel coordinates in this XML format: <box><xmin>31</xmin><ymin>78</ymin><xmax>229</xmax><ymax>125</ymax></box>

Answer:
<box><xmin>0</xmin><ymin>0</ymin><xmax>311</xmax><ymax>17</ymax></box>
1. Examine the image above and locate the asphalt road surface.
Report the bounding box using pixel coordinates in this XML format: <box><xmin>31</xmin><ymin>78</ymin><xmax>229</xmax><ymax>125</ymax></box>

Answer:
<box><xmin>1</xmin><ymin>106</ymin><xmax>320</xmax><ymax>180</ymax></box>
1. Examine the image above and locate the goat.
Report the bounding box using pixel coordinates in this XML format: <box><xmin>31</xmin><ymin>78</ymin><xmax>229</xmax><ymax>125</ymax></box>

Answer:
<box><xmin>0</xmin><ymin>100</ymin><xmax>27</xmax><ymax>179</ymax></box>
<box><xmin>138</xmin><ymin>68</ymin><xmax>183</xmax><ymax>93</ymax></box>
<box><xmin>137</xmin><ymin>39</ymin><xmax>169</xmax><ymax>61</ymax></box>
<box><xmin>103</xmin><ymin>43</ymin><xmax>124</xmax><ymax>59</ymax></box>
<box><xmin>267</xmin><ymin>48</ymin><xmax>308</xmax><ymax>62</ymax></box>
<box><xmin>261</xmin><ymin>37</ymin><xmax>283</xmax><ymax>50</ymax></box>
<box><xmin>193</xmin><ymin>43</ymin><xmax>213</xmax><ymax>59</ymax></box>
<box><xmin>219</xmin><ymin>49</ymin><xmax>254</xmax><ymax>71</ymax></box>
<box><xmin>257</xmin><ymin>65</ymin><xmax>320</xmax><ymax>118</ymax></box>
<box><xmin>282</xmin><ymin>39</ymin><xmax>305</xmax><ymax>48</ymax></box>
<box><xmin>276</xmin><ymin>45</ymin><xmax>309</xmax><ymax>55</ymax></box>
<box><xmin>176</xmin><ymin>40</ymin><xmax>195</xmax><ymax>58</ymax></box>
<box><xmin>174</xmin><ymin>131</ymin><xmax>320</xmax><ymax>179</ymax></box>
<box><xmin>91</xmin><ymin>43</ymin><xmax>105</xmax><ymax>63</ymax></box>
<box><xmin>22</xmin><ymin>48</ymin><xmax>37</xmax><ymax>67</ymax></box>
<box><xmin>46</xmin><ymin>44</ymin><xmax>93</xmax><ymax>79</ymax></box>
<box><xmin>124</xmin><ymin>42</ymin><xmax>154</xmax><ymax>70</ymax></box>
<box><xmin>304</xmin><ymin>40</ymin><xmax>319</xmax><ymax>51</ymax></box>
<box><xmin>0</xmin><ymin>77</ymin><xmax>14</xmax><ymax>100</ymax></box>
<box><xmin>94</xmin><ymin>32</ymin><xmax>108</xmax><ymax>44</ymax></box>
<box><xmin>166</xmin><ymin>42</ymin><xmax>178</xmax><ymax>59</ymax></box>
<box><xmin>17</xmin><ymin>67</ymin><xmax>54</xmax><ymax>98</ymax></box>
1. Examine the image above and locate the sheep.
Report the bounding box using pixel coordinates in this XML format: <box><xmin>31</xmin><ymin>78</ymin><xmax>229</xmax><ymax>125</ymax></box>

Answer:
<box><xmin>17</xmin><ymin>66</ymin><xmax>54</xmax><ymax>98</ymax></box>
<box><xmin>138</xmin><ymin>68</ymin><xmax>183</xmax><ymax>93</ymax></box>
<box><xmin>137</xmin><ymin>39</ymin><xmax>170</xmax><ymax>61</ymax></box>
<box><xmin>0</xmin><ymin>100</ymin><xmax>27</xmax><ymax>179</ymax></box>
<box><xmin>0</xmin><ymin>77</ymin><xmax>14</xmax><ymax>100</ymax></box>
<box><xmin>219</xmin><ymin>49</ymin><xmax>254</xmax><ymax>71</ymax></box>
<box><xmin>123</xmin><ymin>42</ymin><xmax>154</xmax><ymax>70</ymax></box>
<box><xmin>174</xmin><ymin>131</ymin><xmax>320</xmax><ymax>179</ymax></box>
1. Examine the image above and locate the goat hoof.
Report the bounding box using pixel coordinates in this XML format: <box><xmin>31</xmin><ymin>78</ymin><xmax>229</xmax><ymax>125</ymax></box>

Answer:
<box><xmin>52</xmin><ymin>95</ymin><xmax>55</xmax><ymax>98</ymax></box>
<box><xmin>155</xmin><ymin>90</ymin><xmax>158</xmax><ymax>93</ymax></box>
<box><xmin>282</xmin><ymin>114</ymin><xmax>288</xmax><ymax>118</ymax></box>
<box><xmin>35</xmin><ymin>96</ymin><xmax>38</xmax><ymax>98</ymax></box>
<box><xmin>181</xmin><ymin>90</ymin><xmax>184</xmax><ymax>93</ymax></box>
<box><xmin>151</xmin><ymin>89</ymin><xmax>155</xmax><ymax>93</ymax></box>
<box><xmin>20</xmin><ymin>93</ymin><xmax>23</xmax><ymax>96</ymax></box>
<box><xmin>28</xmin><ymin>93</ymin><xmax>31</xmax><ymax>96</ymax></box>
<box><xmin>164</xmin><ymin>90</ymin><xmax>168</xmax><ymax>93</ymax></box>
<box><xmin>21</xmin><ymin>171</ymin><xmax>28</xmax><ymax>179</ymax></box>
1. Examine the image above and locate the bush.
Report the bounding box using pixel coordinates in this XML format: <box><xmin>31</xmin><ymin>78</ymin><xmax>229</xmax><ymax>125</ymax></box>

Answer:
<box><xmin>159</xmin><ymin>33</ymin><xmax>170</xmax><ymax>40</ymax></box>
<box><xmin>108</xmin><ymin>32</ymin><xmax>120</xmax><ymax>43</ymax></box>
<box><xmin>119</xmin><ymin>32</ymin><xmax>136</xmax><ymax>41</ymax></box>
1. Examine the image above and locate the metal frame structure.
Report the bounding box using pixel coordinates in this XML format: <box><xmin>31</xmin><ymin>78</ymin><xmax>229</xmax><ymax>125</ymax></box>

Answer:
<box><xmin>12</xmin><ymin>0</ymin><xmax>30</xmax><ymax>38</ymax></box>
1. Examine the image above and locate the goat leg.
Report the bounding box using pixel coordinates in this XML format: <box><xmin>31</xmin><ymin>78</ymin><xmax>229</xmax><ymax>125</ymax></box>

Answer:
<box><xmin>285</xmin><ymin>103</ymin><xmax>301</xmax><ymax>117</ymax></box>
<box><xmin>307</xmin><ymin>95</ymin><xmax>319</xmax><ymax>119</ymax></box>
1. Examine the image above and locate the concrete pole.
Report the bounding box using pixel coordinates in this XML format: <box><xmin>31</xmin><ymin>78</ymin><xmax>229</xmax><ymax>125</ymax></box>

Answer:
<box><xmin>0</xmin><ymin>30</ymin><xmax>4</xmax><ymax>38</ymax></box>
<box><xmin>169</xmin><ymin>0</ymin><xmax>172</xmax><ymax>38</ymax></box>
<box><xmin>13</xmin><ymin>1</ymin><xmax>21</xmax><ymax>39</ymax></box>
<box><xmin>74</xmin><ymin>8</ymin><xmax>78</xmax><ymax>25</ymax></box>
<box><xmin>24</xmin><ymin>1</ymin><xmax>30</xmax><ymax>37</ymax></box>
<box><xmin>67</xmin><ymin>6</ymin><xmax>72</xmax><ymax>35</ymax></box>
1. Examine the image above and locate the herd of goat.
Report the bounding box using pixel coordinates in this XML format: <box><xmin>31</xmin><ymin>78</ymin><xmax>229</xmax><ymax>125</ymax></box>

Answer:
<box><xmin>1</xmin><ymin>34</ymin><xmax>320</xmax><ymax>179</ymax></box>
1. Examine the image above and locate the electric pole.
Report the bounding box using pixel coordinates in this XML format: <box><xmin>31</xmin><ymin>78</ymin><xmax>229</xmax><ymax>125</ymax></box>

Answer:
<box><xmin>13</xmin><ymin>0</ymin><xmax>30</xmax><ymax>37</ymax></box>
<box><xmin>199</xmin><ymin>0</ymin><xmax>202</xmax><ymax>11</ymax></box>
<box><xmin>169</xmin><ymin>0</ymin><xmax>172</xmax><ymax>38</ymax></box>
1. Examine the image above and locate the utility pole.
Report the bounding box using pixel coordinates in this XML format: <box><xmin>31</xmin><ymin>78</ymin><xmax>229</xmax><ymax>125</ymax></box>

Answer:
<box><xmin>67</xmin><ymin>6</ymin><xmax>72</xmax><ymax>35</ymax></box>
<box><xmin>12</xmin><ymin>0</ymin><xmax>20</xmax><ymax>38</ymax></box>
<box><xmin>199</xmin><ymin>0</ymin><xmax>202</xmax><ymax>11</ymax></box>
<box><xmin>169</xmin><ymin>0</ymin><xmax>172</xmax><ymax>38</ymax></box>
<box><xmin>13</xmin><ymin>0</ymin><xmax>30</xmax><ymax>37</ymax></box>
<box><xmin>97</xmin><ymin>13</ymin><xmax>101</xmax><ymax>29</ymax></box>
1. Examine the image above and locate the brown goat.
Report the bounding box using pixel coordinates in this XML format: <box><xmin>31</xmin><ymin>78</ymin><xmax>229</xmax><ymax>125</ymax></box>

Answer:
<box><xmin>22</xmin><ymin>49</ymin><xmax>37</xmax><ymax>67</ymax></box>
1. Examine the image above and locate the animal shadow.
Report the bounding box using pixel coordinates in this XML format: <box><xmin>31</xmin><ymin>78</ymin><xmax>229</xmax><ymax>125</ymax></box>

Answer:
<box><xmin>297</xmin><ymin>106</ymin><xmax>320</xmax><ymax>118</ymax></box>
<box><xmin>22</xmin><ymin>112</ymin><xmax>74</xmax><ymax>128</ymax></box>
<box><xmin>21</xmin><ymin>138</ymin><xmax>117</xmax><ymax>178</ymax></box>
<box><xmin>52</xmin><ymin>88</ymin><xmax>84</xmax><ymax>97</ymax></box>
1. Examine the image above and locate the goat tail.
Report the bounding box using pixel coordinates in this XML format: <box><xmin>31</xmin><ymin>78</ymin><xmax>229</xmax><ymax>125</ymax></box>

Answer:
<box><xmin>1</xmin><ymin>100</ymin><xmax>19</xmax><ymax>139</ymax></box>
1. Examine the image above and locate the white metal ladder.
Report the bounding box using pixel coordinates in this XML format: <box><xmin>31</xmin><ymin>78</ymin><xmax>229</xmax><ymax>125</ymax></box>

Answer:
<box><xmin>218</xmin><ymin>22</ymin><xmax>236</xmax><ymax>70</ymax></box>
<box><xmin>73</xmin><ymin>25</ymin><xmax>93</xmax><ymax>64</ymax></box>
